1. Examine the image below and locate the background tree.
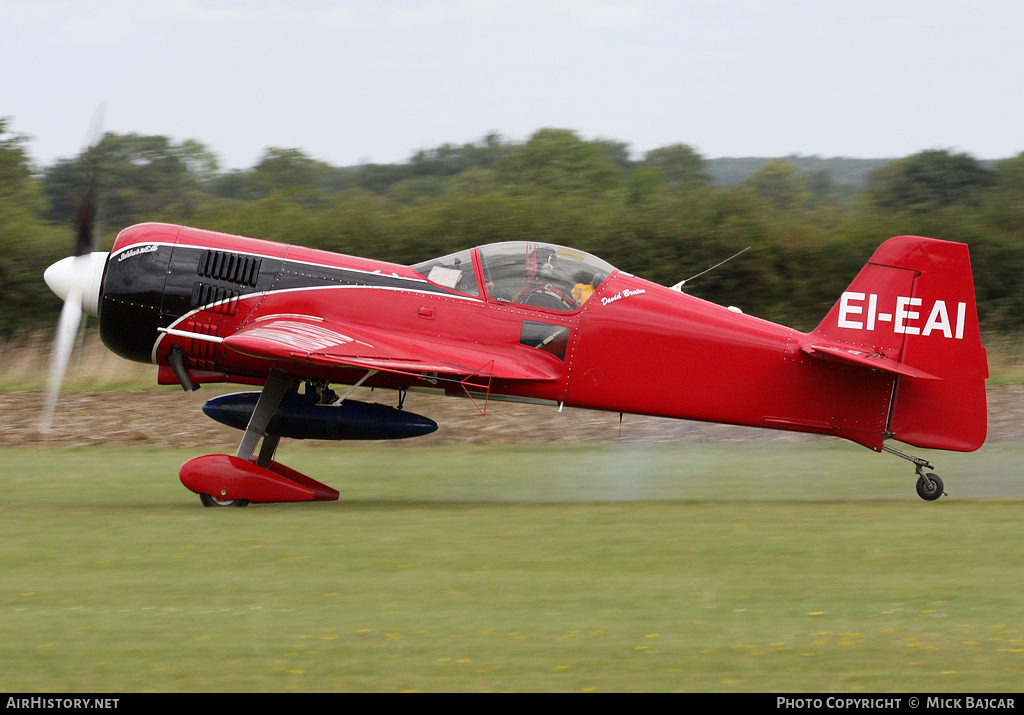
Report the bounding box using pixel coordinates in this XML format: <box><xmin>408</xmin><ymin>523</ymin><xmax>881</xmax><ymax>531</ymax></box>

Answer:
<box><xmin>0</xmin><ymin>118</ymin><xmax>66</xmax><ymax>335</ymax></box>
<box><xmin>865</xmin><ymin>149</ymin><xmax>992</xmax><ymax>214</ymax></box>
<box><xmin>736</xmin><ymin>158</ymin><xmax>812</xmax><ymax>212</ymax></box>
<box><xmin>496</xmin><ymin>128</ymin><xmax>624</xmax><ymax>195</ymax></box>
<box><xmin>982</xmin><ymin>152</ymin><xmax>1024</xmax><ymax>232</ymax></box>
<box><xmin>43</xmin><ymin>133</ymin><xmax>220</xmax><ymax>232</ymax></box>
<box><xmin>641</xmin><ymin>143</ymin><xmax>710</xmax><ymax>185</ymax></box>
<box><xmin>409</xmin><ymin>133</ymin><xmax>510</xmax><ymax>177</ymax></box>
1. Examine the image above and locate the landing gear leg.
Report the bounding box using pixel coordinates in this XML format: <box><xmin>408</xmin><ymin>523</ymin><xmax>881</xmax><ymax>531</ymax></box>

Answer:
<box><xmin>235</xmin><ymin>369</ymin><xmax>292</xmax><ymax>463</ymax></box>
<box><xmin>198</xmin><ymin>370</ymin><xmax>292</xmax><ymax>508</ymax></box>
<box><xmin>882</xmin><ymin>445</ymin><xmax>947</xmax><ymax>501</ymax></box>
<box><xmin>182</xmin><ymin>369</ymin><xmax>339</xmax><ymax>506</ymax></box>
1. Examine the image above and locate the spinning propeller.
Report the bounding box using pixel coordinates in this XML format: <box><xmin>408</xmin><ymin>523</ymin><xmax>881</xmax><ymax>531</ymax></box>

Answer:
<box><xmin>40</xmin><ymin>132</ymin><xmax>110</xmax><ymax>433</ymax></box>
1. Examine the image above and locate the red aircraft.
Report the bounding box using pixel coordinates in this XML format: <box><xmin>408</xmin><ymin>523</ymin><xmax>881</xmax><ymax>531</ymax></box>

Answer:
<box><xmin>44</xmin><ymin>222</ymin><xmax>988</xmax><ymax>506</ymax></box>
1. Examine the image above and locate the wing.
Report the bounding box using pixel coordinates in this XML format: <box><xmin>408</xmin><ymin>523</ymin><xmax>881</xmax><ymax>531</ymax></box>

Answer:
<box><xmin>220</xmin><ymin>317</ymin><xmax>560</xmax><ymax>382</ymax></box>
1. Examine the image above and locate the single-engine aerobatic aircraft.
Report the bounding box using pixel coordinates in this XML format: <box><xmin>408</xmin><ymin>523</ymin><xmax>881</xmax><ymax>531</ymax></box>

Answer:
<box><xmin>44</xmin><ymin>223</ymin><xmax>988</xmax><ymax>506</ymax></box>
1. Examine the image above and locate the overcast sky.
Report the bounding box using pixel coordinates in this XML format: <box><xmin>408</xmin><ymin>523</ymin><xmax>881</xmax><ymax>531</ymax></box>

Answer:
<box><xmin>3</xmin><ymin>0</ymin><xmax>1022</xmax><ymax>170</ymax></box>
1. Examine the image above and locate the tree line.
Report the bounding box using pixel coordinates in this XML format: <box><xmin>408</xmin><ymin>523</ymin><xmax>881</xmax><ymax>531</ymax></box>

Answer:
<box><xmin>2</xmin><ymin>118</ymin><xmax>1022</xmax><ymax>337</ymax></box>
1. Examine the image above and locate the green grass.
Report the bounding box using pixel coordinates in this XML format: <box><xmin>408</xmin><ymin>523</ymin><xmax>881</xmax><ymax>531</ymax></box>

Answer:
<box><xmin>1</xmin><ymin>443</ymin><xmax>1023</xmax><ymax>692</ymax></box>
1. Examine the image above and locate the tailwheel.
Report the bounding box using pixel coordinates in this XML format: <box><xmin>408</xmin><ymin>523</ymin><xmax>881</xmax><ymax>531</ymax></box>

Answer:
<box><xmin>881</xmin><ymin>445</ymin><xmax>948</xmax><ymax>501</ymax></box>
<box><xmin>199</xmin><ymin>493</ymin><xmax>250</xmax><ymax>508</ymax></box>
<box><xmin>915</xmin><ymin>473</ymin><xmax>944</xmax><ymax>502</ymax></box>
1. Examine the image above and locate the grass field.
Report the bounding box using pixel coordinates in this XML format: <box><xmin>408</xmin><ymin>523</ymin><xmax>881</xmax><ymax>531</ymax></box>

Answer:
<box><xmin>2</xmin><ymin>442</ymin><xmax>1022</xmax><ymax>692</ymax></box>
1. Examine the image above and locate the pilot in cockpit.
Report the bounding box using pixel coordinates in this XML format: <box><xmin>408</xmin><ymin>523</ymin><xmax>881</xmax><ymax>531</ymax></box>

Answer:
<box><xmin>572</xmin><ymin>275</ymin><xmax>596</xmax><ymax>305</ymax></box>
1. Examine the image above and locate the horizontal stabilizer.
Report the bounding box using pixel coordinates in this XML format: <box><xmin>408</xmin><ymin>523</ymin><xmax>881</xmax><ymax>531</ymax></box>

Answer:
<box><xmin>800</xmin><ymin>344</ymin><xmax>939</xmax><ymax>380</ymax></box>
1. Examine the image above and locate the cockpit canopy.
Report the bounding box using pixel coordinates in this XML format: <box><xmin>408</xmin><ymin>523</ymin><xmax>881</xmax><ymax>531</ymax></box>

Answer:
<box><xmin>412</xmin><ymin>241</ymin><xmax>615</xmax><ymax>313</ymax></box>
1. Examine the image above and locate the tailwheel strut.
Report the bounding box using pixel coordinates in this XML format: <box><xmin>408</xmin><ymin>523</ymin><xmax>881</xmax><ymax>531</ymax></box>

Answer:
<box><xmin>882</xmin><ymin>445</ymin><xmax>946</xmax><ymax>501</ymax></box>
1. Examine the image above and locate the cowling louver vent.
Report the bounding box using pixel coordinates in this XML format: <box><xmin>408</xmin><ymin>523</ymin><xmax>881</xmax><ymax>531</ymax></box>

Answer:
<box><xmin>189</xmin><ymin>283</ymin><xmax>240</xmax><ymax>314</ymax></box>
<box><xmin>197</xmin><ymin>250</ymin><xmax>261</xmax><ymax>287</ymax></box>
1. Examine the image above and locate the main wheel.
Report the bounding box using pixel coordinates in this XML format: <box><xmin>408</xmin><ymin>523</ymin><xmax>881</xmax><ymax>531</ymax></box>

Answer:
<box><xmin>915</xmin><ymin>473</ymin><xmax>944</xmax><ymax>501</ymax></box>
<box><xmin>199</xmin><ymin>493</ymin><xmax>250</xmax><ymax>508</ymax></box>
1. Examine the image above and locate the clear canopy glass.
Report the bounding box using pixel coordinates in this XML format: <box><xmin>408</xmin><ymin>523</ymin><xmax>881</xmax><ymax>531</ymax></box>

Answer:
<box><xmin>412</xmin><ymin>242</ymin><xmax>615</xmax><ymax>312</ymax></box>
<box><xmin>478</xmin><ymin>242</ymin><xmax>614</xmax><ymax>312</ymax></box>
<box><xmin>411</xmin><ymin>248</ymin><xmax>479</xmax><ymax>296</ymax></box>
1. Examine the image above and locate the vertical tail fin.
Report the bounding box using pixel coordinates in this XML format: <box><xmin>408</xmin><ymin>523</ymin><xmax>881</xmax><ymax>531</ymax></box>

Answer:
<box><xmin>811</xmin><ymin>236</ymin><xmax>988</xmax><ymax>451</ymax></box>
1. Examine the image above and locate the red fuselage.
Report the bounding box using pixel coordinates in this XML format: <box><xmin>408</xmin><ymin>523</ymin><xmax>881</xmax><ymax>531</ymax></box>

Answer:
<box><xmin>99</xmin><ymin>223</ymin><xmax>986</xmax><ymax>454</ymax></box>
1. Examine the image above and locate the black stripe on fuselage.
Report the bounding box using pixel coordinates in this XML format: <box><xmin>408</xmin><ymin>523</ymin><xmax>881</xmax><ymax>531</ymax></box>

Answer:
<box><xmin>102</xmin><ymin>242</ymin><xmax>469</xmax><ymax>363</ymax></box>
<box><xmin>161</xmin><ymin>245</ymin><xmax>459</xmax><ymax>323</ymax></box>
